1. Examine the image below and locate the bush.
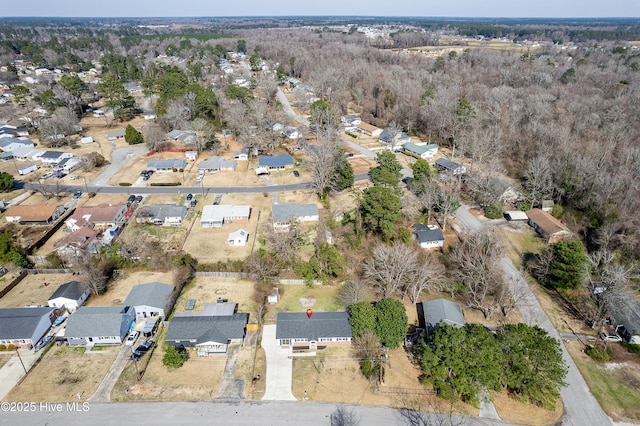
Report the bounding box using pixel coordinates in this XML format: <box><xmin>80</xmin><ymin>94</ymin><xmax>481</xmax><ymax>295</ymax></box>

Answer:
<box><xmin>623</xmin><ymin>342</ymin><xmax>640</xmax><ymax>354</ymax></box>
<box><xmin>119</xmin><ymin>182</ymin><xmax>132</xmax><ymax>186</ymax></box>
<box><xmin>7</xmin><ymin>344</ymin><xmax>15</xmax><ymax>350</ymax></box>
<box><xmin>150</xmin><ymin>182</ymin><xmax>181</xmax><ymax>186</ymax></box>
<box><xmin>163</xmin><ymin>346</ymin><xmax>188</xmax><ymax>368</ymax></box>
<box><xmin>0</xmin><ymin>344</ymin><xmax>6</xmax><ymax>351</ymax></box>
<box><xmin>585</xmin><ymin>345</ymin><xmax>610</xmax><ymax>362</ymax></box>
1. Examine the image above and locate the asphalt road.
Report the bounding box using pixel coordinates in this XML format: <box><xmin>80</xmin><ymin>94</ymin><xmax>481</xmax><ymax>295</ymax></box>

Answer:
<box><xmin>0</xmin><ymin>400</ymin><xmax>519</xmax><ymax>426</ymax></box>
<box><xmin>454</xmin><ymin>205</ymin><xmax>613</xmax><ymax>426</ymax></box>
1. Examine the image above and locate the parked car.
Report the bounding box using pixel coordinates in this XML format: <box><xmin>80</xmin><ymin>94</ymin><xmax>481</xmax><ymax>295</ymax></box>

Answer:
<box><xmin>142</xmin><ymin>175</ymin><xmax>150</xmax><ymax>181</ymax></box>
<box><xmin>73</xmin><ymin>191</ymin><xmax>82</xmax><ymax>199</ymax></box>
<box><xmin>125</xmin><ymin>331</ymin><xmax>140</xmax><ymax>346</ymax></box>
<box><xmin>140</xmin><ymin>170</ymin><xmax>148</xmax><ymax>177</ymax></box>
<box><xmin>131</xmin><ymin>340</ymin><xmax>155</xmax><ymax>360</ymax></box>
<box><xmin>190</xmin><ymin>199</ymin><xmax>197</xmax><ymax>207</ymax></box>
<box><xmin>293</xmin><ymin>170</ymin><xmax>300</xmax><ymax>177</ymax></box>
<box><xmin>134</xmin><ymin>195</ymin><xmax>143</xmax><ymax>203</ymax></box>
<box><xmin>127</xmin><ymin>194</ymin><xmax>136</xmax><ymax>203</ymax></box>
<box><xmin>599</xmin><ymin>332</ymin><xmax>622</xmax><ymax>343</ymax></box>
<box><xmin>0</xmin><ymin>267</ymin><xmax>7</xmax><ymax>278</ymax></box>
<box><xmin>146</xmin><ymin>170</ymin><xmax>154</xmax><ymax>177</ymax></box>
<box><xmin>186</xmin><ymin>193</ymin><xmax>193</xmax><ymax>201</ymax></box>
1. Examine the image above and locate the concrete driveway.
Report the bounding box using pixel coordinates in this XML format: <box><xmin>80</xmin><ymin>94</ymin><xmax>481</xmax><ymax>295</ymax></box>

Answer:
<box><xmin>88</xmin><ymin>344</ymin><xmax>134</xmax><ymax>402</ymax></box>
<box><xmin>261</xmin><ymin>324</ymin><xmax>296</xmax><ymax>401</ymax></box>
<box><xmin>216</xmin><ymin>342</ymin><xmax>245</xmax><ymax>399</ymax></box>
<box><xmin>0</xmin><ymin>348</ymin><xmax>44</xmax><ymax>400</ymax></box>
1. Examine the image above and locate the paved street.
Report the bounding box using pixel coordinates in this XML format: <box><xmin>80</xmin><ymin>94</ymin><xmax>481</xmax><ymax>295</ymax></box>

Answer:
<box><xmin>455</xmin><ymin>205</ymin><xmax>613</xmax><ymax>426</ymax></box>
<box><xmin>276</xmin><ymin>87</ymin><xmax>310</xmax><ymax>126</ymax></box>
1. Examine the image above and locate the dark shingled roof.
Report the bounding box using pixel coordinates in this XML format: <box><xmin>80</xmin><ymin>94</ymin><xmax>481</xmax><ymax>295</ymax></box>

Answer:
<box><xmin>166</xmin><ymin>313</ymin><xmax>248</xmax><ymax>346</ymax></box>
<box><xmin>0</xmin><ymin>307</ymin><xmax>56</xmax><ymax>340</ymax></box>
<box><xmin>275</xmin><ymin>312</ymin><xmax>352</xmax><ymax>341</ymax></box>
<box><xmin>420</xmin><ymin>299</ymin><xmax>464</xmax><ymax>329</ymax></box>
<box><xmin>48</xmin><ymin>281</ymin><xmax>87</xmax><ymax>301</ymax></box>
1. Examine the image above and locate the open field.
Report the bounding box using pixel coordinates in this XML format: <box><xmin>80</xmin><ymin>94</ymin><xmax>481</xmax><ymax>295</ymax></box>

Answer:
<box><xmin>492</xmin><ymin>390</ymin><xmax>563</xmax><ymax>425</ymax></box>
<box><xmin>85</xmin><ymin>270</ymin><xmax>175</xmax><ymax>307</ymax></box>
<box><xmin>111</xmin><ymin>328</ymin><xmax>226</xmax><ymax>402</ymax></box>
<box><xmin>565</xmin><ymin>340</ymin><xmax>640</xmax><ymax>423</ymax></box>
<box><xmin>4</xmin><ymin>345</ymin><xmax>117</xmax><ymax>402</ymax></box>
<box><xmin>0</xmin><ymin>273</ymin><xmax>77</xmax><ymax>309</ymax></box>
<box><xmin>173</xmin><ymin>277</ymin><xmax>255</xmax><ymax>317</ymax></box>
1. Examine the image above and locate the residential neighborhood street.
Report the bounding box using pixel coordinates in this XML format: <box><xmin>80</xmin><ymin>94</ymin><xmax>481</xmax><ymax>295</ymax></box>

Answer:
<box><xmin>454</xmin><ymin>206</ymin><xmax>613</xmax><ymax>426</ymax></box>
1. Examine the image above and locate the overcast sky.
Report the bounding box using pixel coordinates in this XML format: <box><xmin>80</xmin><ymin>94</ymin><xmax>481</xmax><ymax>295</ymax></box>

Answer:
<box><xmin>2</xmin><ymin>0</ymin><xmax>639</xmax><ymax>18</ymax></box>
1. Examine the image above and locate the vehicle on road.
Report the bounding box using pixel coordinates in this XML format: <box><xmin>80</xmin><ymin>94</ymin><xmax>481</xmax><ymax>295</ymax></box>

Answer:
<box><xmin>73</xmin><ymin>191</ymin><xmax>82</xmax><ymax>199</ymax></box>
<box><xmin>125</xmin><ymin>331</ymin><xmax>139</xmax><ymax>346</ymax></box>
<box><xmin>599</xmin><ymin>331</ymin><xmax>622</xmax><ymax>343</ymax></box>
<box><xmin>68</xmin><ymin>175</ymin><xmax>79</xmax><ymax>180</ymax></box>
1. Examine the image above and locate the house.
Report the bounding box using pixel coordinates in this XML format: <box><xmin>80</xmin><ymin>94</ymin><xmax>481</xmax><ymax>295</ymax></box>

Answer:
<box><xmin>272</xmin><ymin>203</ymin><xmax>319</xmax><ymax>232</ymax></box>
<box><xmin>412</xmin><ymin>224</ymin><xmax>445</xmax><ymax>250</ymax></box>
<box><xmin>80</xmin><ymin>136</ymin><xmax>94</xmax><ymax>144</ymax></box>
<box><xmin>106</xmin><ymin>129</ymin><xmax>126</xmax><ymax>141</ymax></box>
<box><xmin>147</xmin><ymin>159</ymin><xmax>187</xmax><ymax>172</ymax></box>
<box><xmin>167</xmin><ymin>129</ymin><xmax>197</xmax><ymax>144</ymax></box>
<box><xmin>65</xmin><ymin>203</ymin><xmax>127</xmax><ymax>231</ymax></box>
<box><xmin>0</xmin><ymin>125</ymin><xmax>29</xmax><ymax>138</ymax></box>
<box><xmin>124</xmin><ymin>282</ymin><xmax>174</xmax><ymax>320</ymax></box>
<box><xmin>275</xmin><ymin>312</ymin><xmax>352</xmax><ymax>350</ymax></box>
<box><xmin>525</xmin><ymin>209</ymin><xmax>573</xmax><ymax>243</ymax></box>
<box><xmin>417</xmin><ymin>299</ymin><xmax>465</xmax><ymax>338</ymax></box>
<box><xmin>18</xmin><ymin>164</ymin><xmax>37</xmax><ymax>175</ymax></box>
<box><xmin>54</xmin><ymin>226</ymin><xmax>101</xmax><ymax>256</ymax></box>
<box><xmin>39</xmin><ymin>151</ymin><xmax>74</xmax><ymax>166</ymax></box>
<box><xmin>47</xmin><ymin>281</ymin><xmax>90</xmax><ymax>313</ymax></box>
<box><xmin>284</xmin><ymin>127</ymin><xmax>301</xmax><ymax>140</ymax></box>
<box><xmin>198</xmin><ymin>156</ymin><xmax>237</xmax><ymax>173</ymax></box>
<box><xmin>341</xmin><ymin>114</ymin><xmax>362</xmax><ymax>127</ymax></box>
<box><xmin>258</xmin><ymin>154</ymin><xmax>293</xmax><ymax>171</ymax></box>
<box><xmin>435</xmin><ymin>158</ymin><xmax>467</xmax><ymax>175</ymax></box>
<box><xmin>489</xmin><ymin>178</ymin><xmax>522</xmax><ymax>204</ymax></box>
<box><xmin>166</xmin><ymin>308</ymin><xmax>249</xmax><ymax>356</ymax></box>
<box><xmin>59</xmin><ymin>157</ymin><xmax>82</xmax><ymax>173</ymax></box>
<box><xmin>11</xmin><ymin>147</ymin><xmax>43</xmax><ymax>161</ymax></box>
<box><xmin>137</xmin><ymin>204</ymin><xmax>188</xmax><ymax>226</ymax></box>
<box><xmin>0</xmin><ymin>137</ymin><xmax>34</xmax><ymax>152</ymax></box>
<box><xmin>233</xmin><ymin>149</ymin><xmax>249</xmax><ymax>161</ymax></box>
<box><xmin>379</xmin><ymin>128</ymin><xmax>410</xmax><ymax>148</ymax></box>
<box><xmin>64</xmin><ymin>306</ymin><xmax>135</xmax><ymax>346</ymax></box>
<box><xmin>402</xmin><ymin>143</ymin><xmax>439</xmax><ymax>160</ymax></box>
<box><xmin>227</xmin><ymin>229</ymin><xmax>249</xmax><ymax>246</ymax></box>
<box><xmin>5</xmin><ymin>204</ymin><xmax>65</xmax><ymax>224</ymax></box>
<box><xmin>0</xmin><ymin>152</ymin><xmax>14</xmax><ymax>161</ymax></box>
<box><xmin>185</xmin><ymin>151</ymin><xmax>198</xmax><ymax>162</ymax></box>
<box><xmin>357</xmin><ymin>122</ymin><xmax>382</xmax><ymax>138</ymax></box>
<box><xmin>200</xmin><ymin>205</ymin><xmax>251</xmax><ymax>228</ymax></box>
<box><xmin>504</xmin><ymin>211</ymin><xmax>528</xmax><ymax>221</ymax></box>
<box><xmin>0</xmin><ymin>307</ymin><xmax>58</xmax><ymax>348</ymax></box>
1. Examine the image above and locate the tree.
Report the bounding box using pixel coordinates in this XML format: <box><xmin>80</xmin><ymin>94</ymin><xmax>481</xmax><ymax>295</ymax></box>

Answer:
<box><xmin>374</xmin><ymin>297</ymin><xmax>408</xmax><ymax>348</ymax></box>
<box><xmin>58</xmin><ymin>74</ymin><xmax>86</xmax><ymax>114</ymax></box>
<box><xmin>0</xmin><ymin>231</ymin><xmax>29</xmax><ymax>267</ymax></box>
<box><xmin>0</xmin><ymin>172</ymin><xmax>14</xmax><ymax>191</ymax></box>
<box><xmin>360</xmin><ymin>186</ymin><xmax>402</xmax><ymax>241</ymax></box>
<box><xmin>81</xmin><ymin>152</ymin><xmax>106</xmax><ymax>172</ymax></box>
<box><xmin>434</xmin><ymin>189</ymin><xmax>459</xmax><ymax>231</ymax></box>
<box><xmin>549</xmin><ymin>240</ymin><xmax>587</xmax><ymax>289</ymax></box>
<box><xmin>363</xmin><ymin>243</ymin><xmax>419</xmax><ymax>298</ymax></box>
<box><xmin>39</xmin><ymin>107</ymin><xmax>79</xmax><ymax>147</ymax></box>
<box><xmin>370</xmin><ymin>151</ymin><xmax>402</xmax><ymax>188</ymax></box>
<box><xmin>352</xmin><ymin>329</ymin><xmax>384</xmax><ymax>380</ymax></box>
<box><xmin>98</xmin><ymin>76</ymin><xmax>135</xmax><ymax>121</ymax></box>
<box><xmin>412</xmin><ymin>159</ymin><xmax>432</xmax><ymax>183</ymax></box>
<box><xmin>237</xmin><ymin>39</ymin><xmax>247</xmax><ymax>54</ymax></box>
<box><xmin>124</xmin><ymin>124</ymin><xmax>143</xmax><ymax>145</ymax></box>
<box><xmin>348</xmin><ymin>301</ymin><xmax>377</xmax><ymax>338</ymax></box>
<box><xmin>405</xmin><ymin>252</ymin><xmax>446</xmax><ymax>303</ymax></box>
<box><xmin>337</xmin><ymin>279</ymin><xmax>370</xmax><ymax>307</ymax></box>
<box><xmin>524</xmin><ymin>156</ymin><xmax>554</xmax><ymax>207</ymax></box>
<box><xmin>336</xmin><ymin>160</ymin><xmax>354</xmax><ymax>191</ymax></box>
<box><xmin>163</xmin><ymin>346</ymin><xmax>188</xmax><ymax>368</ymax></box>
<box><xmin>497</xmin><ymin>324</ymin><xmax>567</xmax><ymax>409</ymax></box>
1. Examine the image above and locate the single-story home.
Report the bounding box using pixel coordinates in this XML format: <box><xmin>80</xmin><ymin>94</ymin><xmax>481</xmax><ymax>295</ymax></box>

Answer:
<box><xmin>65</xmin><ymin>203</ymin><xmax>127</xmax><ymax>231</ymax></box>
<box><xmin>417</xmin><ymin>299</ymin><xmax>465</xmax><ymax>339</ymax></box>
<box><xmin>39</xmin><ymin>151</ymin><xmax>75</xmax><ymax>166</ymax></box>
<box><xmin>124</xmin><ymin>282</ymin><xmax>174</xmax><ymax>320</ymax></box>
<box><xmin>275</xmin><ymin>312</ymin><xmax>352</xmax><ymax>350</ymax></box>
<box><xmin>227</xmin><ymin>229</ymin><xmax>249</xmax><ymax>246</ymax></box>
<box><xmin>284</xmin><ymin>127</ymin><xmax>301</xmax><ymax>140</ymax></box>
<box><xmin>58</xmin><ymin>157</ymin><xmax>82</xmax><ymax>173</ymax></box>
<box><xmin>379</xmin><ymin>128</ymin><xmax>410</xmax><ymax>147</ymax></box>
<box><xmin>402</xmin><ymin>143</ymin><xmax>439</xmax><ymax>160</ymax></box>
<box><xmin>5</xmin><ymin>204</ymin><xmax>65</xmax><ymax>224</ymax></box>
<box><xmin>341</xmin><ymin>114</ymin><xmax>361</xmax><ymax>127</ymax></box>
<box><xmin>54</xmin><ymin>226</ymin><xmax>102</xmax><ymax>256</ymax></box>
<box><xmin>0</xmin><ymin>307</ymin><xmax>58</xmax><ymax>348</ymax></box>
<box><xmin>504</xmin><ymin>211</ymin><xmax>528</xmax><ymax>221</ymax></box>
<box><xmin>106</xmin><ymin>129</ymin><xmax>126</xmax><ymax>140</ymax></box>
<box><xmin>233</xmin><ymin>149</ymin><xmax>249</xmax><ymax>161</ymax></box>
<box><xmin>0</xmin><ymin>125</ymin><xmax>29</xmax><ymax>138</ymax></box>
<box><xmin>136</xmin><ymin>204</ymin><xmax>188</xmax><ymax>226</ymax></box>
<box><xmin>47</xmin><ymin>281</ymin><xmax>91</xmax><ymax>313</ymax></box>
<box><xmin>0</xmin><ymin>136</ymin><xmax>34</xmax><ymax>153</ymax></box>
<box><xmin>10</xmin><ymin>147</ymin><xmax>43</xmax><ymax>161</ymax></box>
<box><xmin>167</xmin><ymin>129</ymin><xmax>197</xmax><ymax>144</ymax></box>
<box><xmin>258</xmin><ymin>154</ymin><xmax>293</xmax><ymax>171</ymax></box>
<box><xmin>200</xmin><ymin>205</ymin><xmax>251</xmax><ymax>228</ymax></box>
<box><xmin>272</xmin><ymin>203</ymin><xmax>319</xmax><ymax>232</ymax></box>
<box><xmin>198</xmin><ymin>156</ymin><xmax>237</xmax><ymax>173</ymax></box>
<box><xmin>166</xmin><ymin>311</ymin><xmax>249</xmax><ymax>356</ymax></box>
<box><xmin>357</xmin><ymin>122</ymin><xmax>382</xmax><ymax>138</ymax></box>
<box><xmin>80</xmin><ymin>136</ymin><xmax>94</xmax><ymax>144</ymax></box>
<box><xmin>525</xmin><ymin>209</ymin><xmax>573</xmax><ymax>243</ymax></box>
<box><xmin>147</xmin><ymin>159</ymin><xmax>187</xmax><ymax>172</ymax></box>
<box><xmin>412</xmin><ymin>224</ymin><xmax>445</xmax><ymax>250</ymax></box>
<box><xmin>185</xmin><ymin>151</ymin><xmax>198</xmax><ymax>162</ymax></box>
<box><xmin>64</xmin><ymin>306</ymin><xmax>135</xmax><ymax>346</ymax></box>
<box><xmin>435</xmin><ymin>158</ymin><xmax>467</xmax><ymax>175</ymax></box>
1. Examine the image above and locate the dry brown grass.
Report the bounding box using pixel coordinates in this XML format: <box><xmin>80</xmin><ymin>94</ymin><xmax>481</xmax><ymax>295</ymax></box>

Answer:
<box><xmin>492</xmin><ymin>390</ymin><xmax>563</xmax><ymax>425</ymax></box>
<box><xmin>0</xmin><ymin>353</ymin><xmax>14</xmax><ymax>369</ymax></box>
<box><xmin>0</xmin><ymin>273</ymin><xmax>76</xmax><ymax>309</ymax></box>
<box><xmin>85</xmin><ymin>271</ymin><xmax>175</xmax><ymax>307</ymax></box>
<box><xmin>237</xmin><ymin>346</ymin><xmax>266</xmax><ymax>400</ymax></box>
<box><xmin>4</xmin><ymin>345</ymin><xmax>117</xmax><ymax>402</ymax></box>
<box><xmin>173</xmin><ymin>277</ymin><xmax>256</xmax><ymax>317</ymax></box>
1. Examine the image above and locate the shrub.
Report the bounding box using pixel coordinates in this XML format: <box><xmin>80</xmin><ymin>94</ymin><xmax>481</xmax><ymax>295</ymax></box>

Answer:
<box><xmin>119</xmin><ymin>182</ymin><xmax>132</xmax><ymax>186</ymax></box>
<box><xmin>7</xmin><ymin>344</ymin><xmax>15</xmax><ymax>350</ymax></box>
<box><xmin>623</xmin><ymin>342</ymin><xmax>640</xmax><ymax>354</ymax></box>
<box><xmin>0</xmin><ymin>344</ymin><xmax>6</xmax><ymax>351</ymax></box>
<box><xmin>150</xmin><ymin>182</ymin><xmax>181</xmax><ymax>186</ymax></box>
<box><xmin>585</xmin><ymin>345</ymin><xmax>610</xmax><ymax>362</ymax></box>
<box><xmin>163</xmin><ymin>346</ymin><xmax>188</xmax><ymax>368</ymax></box>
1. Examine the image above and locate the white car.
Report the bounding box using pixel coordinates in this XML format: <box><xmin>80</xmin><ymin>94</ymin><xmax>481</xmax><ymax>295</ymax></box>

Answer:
<box><xmin>125</xmin><ymin>331</ymin><xmax>139</xmax><ymax>346</ymax></box>
<box><xmin>69</xmin><ymin>175</ymin><xmax>79</xmax><ymax>181</ymax></box>
<box><xmin>599</xmin><ymin>332</ymin><xmax>622</xmax><ymax>343</ymax></box>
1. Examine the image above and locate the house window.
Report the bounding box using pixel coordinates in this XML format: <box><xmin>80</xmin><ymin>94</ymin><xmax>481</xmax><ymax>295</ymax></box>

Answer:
<box><xmin>319</xmin><ymin>338</ymin><xmax>332</xmax><ymax>342</ymax></box>
<box><xmin>294</xmin><ymin>338</ymin><xmax>308</xmax><ymax>343</ymax></box>
<box><xmin>280</xmin><ymin>339</ymin><xmax>291</xmax><ymax>345</ymax></box>
<box><xmin>337</xmin><ymin>337</ymin><xmax>349</xmax><ymax>342</ymax></box>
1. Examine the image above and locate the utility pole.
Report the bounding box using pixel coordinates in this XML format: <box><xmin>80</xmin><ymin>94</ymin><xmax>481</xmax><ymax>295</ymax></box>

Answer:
<box><xmin>15</xmin><ymin>347</ymin><xmax>28</xmax><ymax>375</ymax></box>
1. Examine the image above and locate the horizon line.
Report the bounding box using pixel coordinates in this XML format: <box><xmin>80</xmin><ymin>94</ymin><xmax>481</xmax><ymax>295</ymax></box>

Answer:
<box><xmin>1</xmin><ymin>15</ymin><xmax>639</xmax><ymax>20</ymax></box>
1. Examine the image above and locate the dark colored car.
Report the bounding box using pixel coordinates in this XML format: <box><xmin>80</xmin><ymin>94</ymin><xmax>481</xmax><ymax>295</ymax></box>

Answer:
<box><xmin>293</xmin><ymin>170</ymin><xmax>300</xmax><ymax>177</ymax></box>
<box><xmin>190</xmin><ymin>199</ymin><xmax>197</xmax><ymax>207</ymax></box>
<box><xmin>127</xmin><ymin>194</ymin><xmax>136</xmax><ymax>203</ymax></box>
<box><xmin>131</xmin><ymin>340</ymin><xmax>155</xmax><ymax>360</ymax></box>
<box><xmin>134</xmin><ymin>195</ymin><xmax>143</xmax><ymax>203</ymax></box>
<box><xmin>73</xmin><ymin>191</ymin><xmax>82</xmax><ymax>199</ymax></box>
<box><xmin>140</xmin><ymin>170</ymin><xmax>148</xmax><ymax>177</ymax></box>
<box><xmin>186</xmin><ymin>193</ymin><xmax>193</xmax><ymax>201</ymax></box>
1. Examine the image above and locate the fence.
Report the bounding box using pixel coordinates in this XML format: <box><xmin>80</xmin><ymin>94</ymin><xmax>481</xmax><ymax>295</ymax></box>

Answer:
<box><xmin>0</xmin><ymin>270</ymin><xmax>28</xmax><ymax>299</ymax></box>
<box><xmin>25</xmin><ymin>207</ymin><xmax>76</xmax><ymax>254</ymax></box>
<box><xmin>27</xmin><ymin>269</ymin><xmax>79</xmax><ymax>274</ymax></box>
<box><xmin>193</xmin><ymin>271</ymin><xmax>322</xmax><ymax>285</ymax></box>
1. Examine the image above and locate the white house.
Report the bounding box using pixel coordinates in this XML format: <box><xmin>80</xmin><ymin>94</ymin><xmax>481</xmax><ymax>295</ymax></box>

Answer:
<box><xmin>402</xmin><ymin>143</ymin><xmax>439</xmax><ymax>160</ymax></box>
<box><xmin>0</xmin><ymin>307</ymin><xmax>58</xmax><ymax>348</ymax></box>
<box><xmin>64</xmin><ymin>306</ymin><xmax>135</xmax><ymax>346</ymax></box>
<box><xmin>185</xmin><ymin>151</ymin><xmax>198</xmax><ymax>162</ymax></box>
<box><xmin>47</xmin><ymin>281</ymin><xmax>90</xmax><ymax>313</ymax></box>
<box><xmin>227</xmin><ymin>229</ymin><xmax>249</xmax><ymax>246</ymax></box>
<box><xmin>124</xmin><ymin>282</ymin><xmax>174</xmax><ymax>320</ymax></box>
<box><xmin>201</xmin><ymin>205</ymin><xmax>251</xmax><ymax>228</ymax></box>
<box><xmin>80</xmin><ymin>136</ymin><xmax>94</xmax><ymax>144</ymax></box>
<box><xmin>412</xmin><ymin>224</ymin><xmax>445</xmax><ymax>250</ymax></box>
<box><xmin>39</xmin><ymin>151</ymin><xmax>75</xmax><ymax>167</ymax></box>
<box><xmin>272</xmin><ymin>203</ymin><xmax>319</xmax><ymax>232</ymax></box>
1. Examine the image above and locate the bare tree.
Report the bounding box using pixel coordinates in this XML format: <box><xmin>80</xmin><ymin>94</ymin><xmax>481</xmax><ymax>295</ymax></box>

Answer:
<box><xmin>524</xmin><ymin>155</ymin><xmax>554</xmax><ymax>207</ymax></box>
<box><xmin>435</xmin><ymin>189</ymin><xmax>459</xmax><ymax>231</ymax></box>
<box><xmin>337</xmin><ymin>279</ymin><xmax>370</xmax><ymax>307</ymax></box>
<box><xmin>263</xmin><ymin>223</ymin><xmax>303</xmax><ymax>269</ymax></box>
<box><xmin>307</xmin><ymin>141</ymin><xmax>344</xmax><ymax>197</ymax></box>
<box><xmin>143</xmin><ymin>122</ymin><xmax>170</xmax><ymax>151</ymax></box>
<box><xmin>39</xmin><ymin>107</ymin><xmax>79</xmax><ymax>147</ymax></box>
<box><xmin>405</xmin><ymin>252</ymin><xmax>445</xmax><ymax>303</ymax></box>
<box><xmin>363</xmin><ymin>243</ymin><xmax>419</xmax><ymax>298</ymax></box>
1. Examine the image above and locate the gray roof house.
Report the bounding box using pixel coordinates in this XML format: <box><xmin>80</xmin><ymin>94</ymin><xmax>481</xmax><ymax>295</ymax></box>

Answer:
<box><xmin>198</xmin><ymin>156</ymin><xmax>237</xmax><ymax>172</ymax></box>
<box><xmin>272</xmin><ymin>203</ymin><xmax>319</xmax><ymax>232</ymax></box>
<box><xmin>0</xmin><ymin>307</ymin><xmax>57</xmax><ymax>348</ymax></box>
<box><xmin>47</xmin><ymin>281</ymin><xmax>90</xmax><ymax>313</ymax></box>
<box><xmin>412</xmin><ymin>224</ymin><xmax>445</xmax><ymax>250</ymax></box>
<box><xmin>402</xmin><ymin>142</ymin><xmax>439</xmax><ymax>159</ymax></box>
<box><xmin>136</xmin><ymin>204</ymin><xmax>188</xmax><ymax>226</ymax></box>
<box><xmin>258</xmin><ymin>154</ymin><xmax>293</xmax><ymax>170</ymax></box>
<box><xmin>417</xmin><ymin>299</ymin><xmax>465</xmax><ymax>338</ymax></box>
<box><xmin>0</xmin><ymin>137</ymin><xmax>34</xmax><ymax>152</ymax></box>
<box><xmin>167</xmin><ymin>129</ymin><xmax>197</xmax><ymax>144</ymax></box>
<box><xmin>435</xmin><ymin>158</ymin><xmax>467</xmax><ymax>175</ymax></box>
<box><xmin>147</xmin><ymin>159</ymin><xmax>187</xmax><ymax>172</ymax></box>
<box><xmin>124</xmin><ymin>282</ymin><xmax>174</xmax><ymax>320</ymax></box>
<box><xmin>64</xmin><ymin>306</ymin><xmax>135</xmax><ymax>346</ymax></box>
<box><xmin>166</xmin><ymin>313</ymin><xmax>249</xmax><ymax>356</ymax></box>
<box><xmin>275</xmin><ymin>312</ymin><xmax>352</xmax><ymax>349</ymax></box>
<box><xmin>106</xmin><ymin>129</ymin><xmax>126</xmax><ymax>140</ymax></box>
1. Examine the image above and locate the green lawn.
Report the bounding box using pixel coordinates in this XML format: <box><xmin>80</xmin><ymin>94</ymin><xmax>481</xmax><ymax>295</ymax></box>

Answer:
<box><xmin>568</xmin><ymin>343</ymin><xmax>640</xmax><ymax>422</ymax></box>
<box><xmin>276</xmin><ymin>284</ymin><xmax>342</xmax><ymax>313</ymax></box>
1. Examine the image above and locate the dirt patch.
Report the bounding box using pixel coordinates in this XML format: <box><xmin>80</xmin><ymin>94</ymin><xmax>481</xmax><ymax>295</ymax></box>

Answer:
<box><xmin>0</xmin><ymin>273</ymin><xmax>77</xmax><ymax>309</ymax></box>
<box><xmin>173</xmin><ymin>277</ymin><xmax>255</xmax><ymax>317</ymax></box>
<box><xmin>298</xmin><ymin>296</ymin><xmax>316</xmax><ymax>307</ymax></box>
<box><xmin>492</xmin><ymin>390</ymin><xmax>563</xmax><ymax>425</ymax></box>
<box><xmin>86</xmin><ymin>271</ymin><xmax>175</xmax><ymax>308</ymax></box>
<box><xmin>237</xmin><ymin>346</ymin><xmax>266</xmax><ymax>400</ymax></box>
<box><xmin>348</xmin><ymin>157</ymin><xmax>376</xmax><ymax>175</ymax></box>
<box><xmin>4</xmin><ymin>345</ymin><xmax>117</xmax><ymax>402</ymax></box>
